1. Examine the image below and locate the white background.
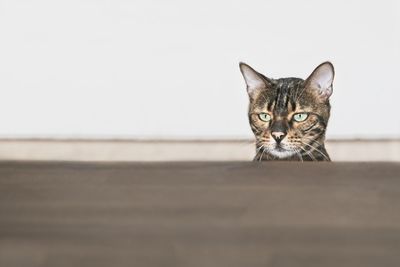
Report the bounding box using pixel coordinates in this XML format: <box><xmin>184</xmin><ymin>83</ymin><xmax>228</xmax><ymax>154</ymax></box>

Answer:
<box><xmin>0</xmin><ymin>0</ymin><xmax>399</xmax><ymax>139</ymax></box>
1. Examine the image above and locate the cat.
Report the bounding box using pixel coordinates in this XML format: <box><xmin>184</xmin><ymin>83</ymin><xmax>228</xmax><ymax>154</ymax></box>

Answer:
<box><xmin>239</xmin><ymin>62</ymin><xmax>334</xmax><ymax>161</ymax></box>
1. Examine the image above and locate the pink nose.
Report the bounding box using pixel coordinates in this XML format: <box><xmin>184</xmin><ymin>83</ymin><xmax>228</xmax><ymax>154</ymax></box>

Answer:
<box><xmin>271</xmin><ymin>132</ymin><xmax>286</xmax><ymax>144</ymax></box>
<box><xmin>271</xmin><ymin>132</ymin><xmax>285</xmax><ymax>139</ymax></box>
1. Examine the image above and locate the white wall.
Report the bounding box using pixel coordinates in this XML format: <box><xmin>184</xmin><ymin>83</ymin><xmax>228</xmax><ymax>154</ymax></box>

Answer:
<box><xmin>0</xmin><ymin>0</ymin><xmax>399</xmax><ymax>139</ymax></box>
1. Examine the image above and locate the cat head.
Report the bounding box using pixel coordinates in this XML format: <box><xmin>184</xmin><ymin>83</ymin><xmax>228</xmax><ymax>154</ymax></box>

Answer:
<box><xmin>239</xmin><ymin>62</ymin><xmax>334</xmax><ymax>159</ymax></box>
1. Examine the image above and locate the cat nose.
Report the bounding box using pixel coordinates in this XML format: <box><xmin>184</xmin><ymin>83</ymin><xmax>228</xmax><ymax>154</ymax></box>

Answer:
<box><xmin>271</xmin><ymin>131</ymin><xmax>286</xmax><ymax>144</ymax></box>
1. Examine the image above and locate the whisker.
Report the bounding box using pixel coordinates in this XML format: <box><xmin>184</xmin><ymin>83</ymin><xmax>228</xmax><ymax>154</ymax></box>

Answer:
<box><xmin>298</xmin><ymin>145</ymin><xmax>316</xmax><ymax>161</ymax></box>
<box><xmin>255</xmin><ymin>144</ymin><xmax>265</xmax><ymax>153</ymax></box>
<box><xmin>259</xmin><ymin>146</ymin><xmax>267</xmax><ymax>161</ymax></box>
<box><xmin>295</xmin><ymin>148</ymin><xmax>304</xmax><ymax>162</ymax></box>
<box><xmin>302</xmin><ymin>137</ymin><xmax>324</xmax><ymax>148</ymax></box>
<box><xmin>300</xmin><ymin>141</ymin><xmax>330</xmax><ymax>161</ymax></box>
<box><xmin>255</xmin><ymin>144</ymin><xmax>264</xmax><ymax>161</ymax></box>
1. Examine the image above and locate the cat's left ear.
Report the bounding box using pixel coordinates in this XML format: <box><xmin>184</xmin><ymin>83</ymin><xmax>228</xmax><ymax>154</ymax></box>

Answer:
<box><xmin>305</xmin><ymin>62</ymin><xmax>334</xmax><ymax>101</ymax></box>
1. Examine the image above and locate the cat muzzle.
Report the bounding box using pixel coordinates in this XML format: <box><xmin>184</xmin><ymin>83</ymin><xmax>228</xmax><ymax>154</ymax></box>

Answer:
<box><xmin>271</xmin><ymin>131</ymin><xmax>287</xmax><ymax>144</ymax></box>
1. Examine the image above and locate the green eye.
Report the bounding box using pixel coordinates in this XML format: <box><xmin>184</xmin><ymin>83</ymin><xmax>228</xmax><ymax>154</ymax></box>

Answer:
<box><xmin>258</xmin><ymin>113</ymin><xmax>271</xmax><ymax>122</ymax></box>
<box><xmin>293</xmin><ymin>113</ymin><xmax>308</xmax><ymax>122</ymax></box>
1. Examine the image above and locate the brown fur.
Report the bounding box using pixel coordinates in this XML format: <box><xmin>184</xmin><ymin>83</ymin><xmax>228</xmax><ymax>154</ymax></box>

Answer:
<box><xmin>240</xmin><ymin>62</ymin><xmax>334</xmax><ymax>161</ymax></box>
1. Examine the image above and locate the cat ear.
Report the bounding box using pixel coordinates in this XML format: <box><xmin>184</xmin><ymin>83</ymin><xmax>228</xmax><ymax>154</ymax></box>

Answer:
<box><xmin>305</xmin><ymin>62</ymin><xmax>334</xmax><ymax>100</ymax></box>
<box><xmin>239</xmin><ymin>62</ymin><xmax>269</xmax><ymax>98</ymax></box>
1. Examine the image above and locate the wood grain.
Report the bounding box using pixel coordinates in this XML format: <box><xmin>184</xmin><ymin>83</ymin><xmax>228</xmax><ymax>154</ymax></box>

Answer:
<box><xmin>1</xmin><ymin>161</ymin><xmax>400</xmax><ymax>267</ymax></box>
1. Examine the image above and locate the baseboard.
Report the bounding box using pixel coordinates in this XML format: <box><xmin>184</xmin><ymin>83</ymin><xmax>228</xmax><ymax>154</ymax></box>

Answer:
<box><xmin>0</xmin><ymin>139</ymin><xmax>398</xmax><ymax>161</ymax></box>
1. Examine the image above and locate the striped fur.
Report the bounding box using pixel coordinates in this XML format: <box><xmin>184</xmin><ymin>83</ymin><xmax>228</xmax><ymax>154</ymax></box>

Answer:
<box><xmin>240</xmin><ymin>62</ymin><xmax>334</xmax><ymax>161</ymax></box>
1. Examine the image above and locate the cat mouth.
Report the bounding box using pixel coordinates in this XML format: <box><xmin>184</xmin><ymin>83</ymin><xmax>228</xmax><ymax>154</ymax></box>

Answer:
<box><xmin>269</xmin><ymin>144</ymin><xmax>297</xmax><ymax>158</ymax></box>
<box><xmin>274</xmin><ymin>146</ymin><xmax>286</xmax><ymax>152</ymax></box>
<box><xmin>274</xmin><ymin>144</ymin><xmax>287</xmax><ymax>152</ymax></box>
<box><xmin>269</xmin><ymin>147</ymin><xmax>296</xmax><ymax>159</ymax></box>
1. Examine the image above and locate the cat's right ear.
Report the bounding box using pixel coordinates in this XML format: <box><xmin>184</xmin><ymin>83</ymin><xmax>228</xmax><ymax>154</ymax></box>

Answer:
<box><xmin>239</xmin><ymin>62</ymin><xmax>268</xmax><ymax>98</ymax></box>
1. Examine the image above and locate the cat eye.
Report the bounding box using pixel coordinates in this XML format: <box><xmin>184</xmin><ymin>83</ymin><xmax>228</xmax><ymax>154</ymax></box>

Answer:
<box><xmin>293</xmin><ymin>113</ymin><xmax>308</xmax><ymax>122</ymax></box>
<box><xmin>258</xmin><ymin>113</ymin><xmax>271</xmax><ymax>122</ymax></box>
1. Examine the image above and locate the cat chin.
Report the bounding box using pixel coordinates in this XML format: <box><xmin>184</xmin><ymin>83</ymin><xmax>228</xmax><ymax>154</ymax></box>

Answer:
<box><xmin>268</xmin><ymin>149</ymin><xmax>297</xmax><ymax>159</ymax></box>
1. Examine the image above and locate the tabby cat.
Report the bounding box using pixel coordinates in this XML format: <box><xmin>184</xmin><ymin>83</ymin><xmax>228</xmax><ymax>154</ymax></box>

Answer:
<box><xmin>239</xmin><ymin>62</ymin><xmax>334</xmax><ymax>161</ymax></box>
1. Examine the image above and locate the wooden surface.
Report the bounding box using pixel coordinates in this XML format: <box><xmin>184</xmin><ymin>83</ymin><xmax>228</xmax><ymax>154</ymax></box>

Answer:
<box><xmin>1</xmin><ymin>161</ymin><xmax>400</xmax><ymax>267</ymax></box>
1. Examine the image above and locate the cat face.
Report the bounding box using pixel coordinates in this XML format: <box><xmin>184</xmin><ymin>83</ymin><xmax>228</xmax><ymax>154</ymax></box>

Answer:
<box><xmin>240</xmin><ymin>62</ymin><xmax>334</xmax><ymax>160</ymax></box>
